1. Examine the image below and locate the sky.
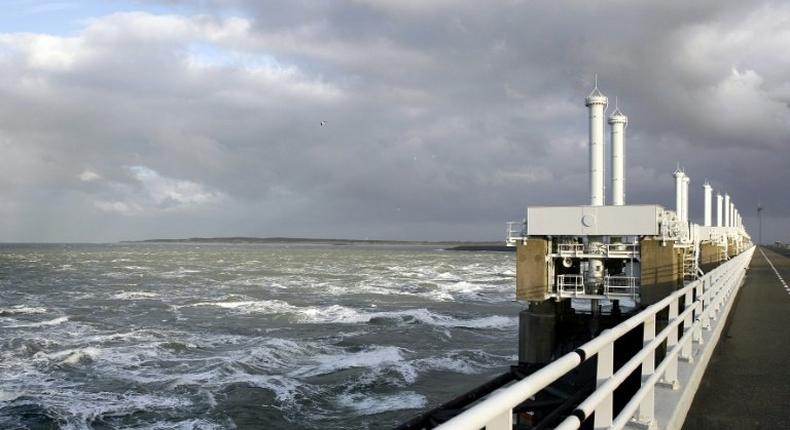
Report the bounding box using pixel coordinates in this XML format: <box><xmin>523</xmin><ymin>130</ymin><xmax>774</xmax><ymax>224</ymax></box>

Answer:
<box><xmin>0</xmin><ymin>0</ymin><xmax>788</xmax><ymax>243</ymax></box>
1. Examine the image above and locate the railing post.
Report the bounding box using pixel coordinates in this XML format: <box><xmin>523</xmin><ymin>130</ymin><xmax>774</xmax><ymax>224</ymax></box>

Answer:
<box><xmin>594</xmin><ymin>342</ymin><xmax>614</xmax><ymax>428</ymax></box>
<box><xmin>701</xmin><ymin>278</ymin><xmax>711</xmax><ymax>330</ymax></box>
<box><xmin>681</xmin><ymin>290</ymin><xmax>694</xmax><ymax>362</ymax></box>
<box><xmin>486</xmin><ymin>410</ymin><xmax>512</xmax><ymax>430</ymax></box>
<box><xmin>637</xmin><ymin>314</ymin><xmax>656</xmax><ymax>426</ymax></box>
<box><xmin>661</xmin><ymin>299</ymin><xmax>679</xmax><ymax>388</ymax></box>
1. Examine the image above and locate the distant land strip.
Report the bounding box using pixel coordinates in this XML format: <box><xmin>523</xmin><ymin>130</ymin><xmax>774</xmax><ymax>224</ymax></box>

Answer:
<box><xmin>122</xmin><ymin>237</ymin><xmax>514</xmax><ymax>252</ymax></box>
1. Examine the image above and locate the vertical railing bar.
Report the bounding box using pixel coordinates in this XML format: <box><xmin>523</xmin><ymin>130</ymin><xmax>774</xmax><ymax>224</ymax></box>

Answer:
<box><xmin>594</xmin><ymin>341</ymin><xmax>614</xmax><ymax>428</ymax></box>
<box><xmin>662</xmin><ymin>297</ymin><xmax>679</xmax><ymax>388</ymax></box>
<box><xmin>637</xmin><ymin>314</ymin><xmax>656</xmax><ymax>425</ymax></box>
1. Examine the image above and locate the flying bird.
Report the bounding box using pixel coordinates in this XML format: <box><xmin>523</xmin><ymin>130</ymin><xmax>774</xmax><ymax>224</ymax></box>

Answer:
<box><xmin>320</xmin><ymin>121</ymin><xmax>327</xmax><ymax>126</ymax></box>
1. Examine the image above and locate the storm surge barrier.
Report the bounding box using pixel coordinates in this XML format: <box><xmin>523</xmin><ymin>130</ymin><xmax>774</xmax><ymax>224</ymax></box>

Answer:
<box><xmin>435</xmin><ymin>246</ymin><xmax>755</xmax><ymax>430</ymax></box>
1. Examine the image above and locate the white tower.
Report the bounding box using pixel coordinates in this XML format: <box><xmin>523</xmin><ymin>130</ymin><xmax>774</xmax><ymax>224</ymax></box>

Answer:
<box><xmin>608</xmin><ymin>101</ymin><xmax>628</xmax><ymax>206</ymax></box>
<box><xmin>674</xmin><ymin>168</ymin><xmax>684</xmax><ymax>220</ymax></box>
<box><xmin>682</xmin><ymin>174</ymin><xmax>690</xmax><ymax>223</ymax></box>
<box><xmin>730</xmin><ymin>203</ymin><xmax>735</xmax><ymax>227</ymax></box>
<box><xmin>703</xmin><ymin>182</ymin><xmax>713</xmax><ymax>226</ymax></box>
<box><xmin>724</xmin><ymin>194</ymin><xmax>730</xmax><ymax>227</ymax></box>
<box><xmin>716</xmin><ymin>193</ymin><xmax>723</xmax><ymax>227</ymax></box>
<box><xmin>586</xmin><ymin>78</ymin><xmax>608</xmax><ymax>206</ymax></box>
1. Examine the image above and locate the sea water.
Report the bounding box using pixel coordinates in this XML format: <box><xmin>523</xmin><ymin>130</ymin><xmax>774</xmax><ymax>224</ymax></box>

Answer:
<box><xmin>0</xmin><ymin>243</ymin><xmax>520</xmax><ymax>429</ymax></box>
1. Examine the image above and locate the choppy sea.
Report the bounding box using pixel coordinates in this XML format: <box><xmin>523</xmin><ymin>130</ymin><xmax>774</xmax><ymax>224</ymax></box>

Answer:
<box><xmin>0</xmin><ymin>242</ymin><xmax>520</xmax><ymax>429</ymax></box>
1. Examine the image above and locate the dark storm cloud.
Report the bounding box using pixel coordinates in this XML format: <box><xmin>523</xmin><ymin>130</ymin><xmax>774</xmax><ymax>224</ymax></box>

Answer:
<box><xmin>0</xmin><ymin>1</ymin><xmax>788</xmax><ymax>242</ymax></box>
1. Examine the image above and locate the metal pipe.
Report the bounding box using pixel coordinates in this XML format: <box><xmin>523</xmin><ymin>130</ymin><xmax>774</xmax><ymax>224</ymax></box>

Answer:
<box><xmin>716</xmin><ymin>193</ymin><xmax>723</xmax><ymax>227</ymax></box>
<box><xmin>609</xmin><ymin>108</ymin><xmax>628</xmax><ymax>206</ymax></box>
<box><xmin>586</xmin><ymin>84</ymin><xmax>608</xmax><ymax>206</ymax></box>
<box><xmin>703</xmin><ymin>182</ymin><xmax>712</xmax><ymax>226</ymax></box>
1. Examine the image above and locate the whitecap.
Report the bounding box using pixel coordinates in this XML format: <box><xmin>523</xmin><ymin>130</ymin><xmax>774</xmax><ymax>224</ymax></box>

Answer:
<box><xmin>0</xmin><ymin>391</ymin><xmax>22</xmax><ymax>402</ymax></box>
<box><xmin>187</xmin><ymin>299</ymin><xmax>298</xmax><ymax>314</ymax></box>
<box><xmin>113</xmin><ymin>291</ymin><xmax>159</xmax><ymax>300</ymax></box>
<box><xmin>290</xmin><ymin>345</ymin><xmax>418</xmax><ymax>383</ymax></box>
<box><xmin>337</xmin><ymin>392</ymin><xmax>427</xmax><ymax>415</ymax></box>
<box><xmin>0</xmin><ymin>306</ymin><xmax>47</xmax><ymax>316</ymax></box>
<box><xmin>5</xmin><ymin>316</ymin><xmax>68</xmax><ymax>328</ymax></box>
<box><xmin>59</xmin><ymin>347</ymin><xmax>101</xmax><ymax>366</ymax></box>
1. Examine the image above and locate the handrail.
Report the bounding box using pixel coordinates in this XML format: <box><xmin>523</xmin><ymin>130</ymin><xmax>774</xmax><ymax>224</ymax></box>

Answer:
<box><xmin>506</xmin><ymin>221</ymin><xmax>526</xmax><ymax>245</ymax></box>
<box><xmin>434</xmin><ymin>246</ymin><xmax>755</xmax><ymax>430</ymax></box>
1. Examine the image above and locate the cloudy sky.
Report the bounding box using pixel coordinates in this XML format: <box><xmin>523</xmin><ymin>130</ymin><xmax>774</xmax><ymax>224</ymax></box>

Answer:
<box><xmin>0</xmin><ymin>0</ymin><xmax>788</xmax><ymax>242</ymax></box>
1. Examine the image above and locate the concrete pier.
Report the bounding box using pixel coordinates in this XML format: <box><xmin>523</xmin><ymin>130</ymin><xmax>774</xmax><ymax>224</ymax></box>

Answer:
<box><xmin>684</xmin><ymin>247</ymin><xmax>790</xmax><ymax>429</ymax></box>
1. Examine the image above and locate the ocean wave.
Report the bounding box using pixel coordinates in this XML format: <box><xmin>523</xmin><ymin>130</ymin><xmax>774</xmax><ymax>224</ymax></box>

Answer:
<box><xmin>337</xmin><ymin>392</ymin><xmax>426</xmax><ymax>415</ymax></box>
<box><xmin>0</xmin><ymin>306</ymin><xmax>47</xmax><ymax>316</ymax></box>
<box><xmin>290</xmin><ymin>345</ymin><xmax>417</xmax><ymax>383</ymax></box>
<box><xmin>113</xmin><ymin>291</ymin><xmax>160</xmax><ymax>300</ymax></box>
<box><xmin>414</xmin><ymin>350</ymin><xmax>514</xmax><ymax>375</ymax></box>
<box><xmin>4</xmin><ymin>316</ymin><xmax>69</xmax><ymax>328</ymax></box>
<box><xmin>186</xmin><ymin>298</ymin><xmax>516</xmax><ymax>330</ymax></box>
<box><xmin>35</xmin><ymin>347</ymin><xmax>101</xmax><ymax>366</ymax></box>
<box><xmin>300</xmin><ymin>306</ymin><xmax>517</xmax><ymax>330</ymax></box>
<box><xmin>0</xmin><ymin>391</ymin><xmax>23</xmax><ymax>402</ymax></box>
<box><xmin>145</xmin><ymin>418</ymin><xmax>229</xmax><ymax>430</ymax></box>
<box><xmin>45</xmin><ymin>391</ymin><xmax>193</xmax><ymax>429</ymax></box>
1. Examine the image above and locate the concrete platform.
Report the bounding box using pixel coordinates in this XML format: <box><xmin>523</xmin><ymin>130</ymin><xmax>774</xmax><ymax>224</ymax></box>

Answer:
<box><xmin>683</xmin><ymin>247</ymin><xmax>790</xmax><ymax>430</ymax></box>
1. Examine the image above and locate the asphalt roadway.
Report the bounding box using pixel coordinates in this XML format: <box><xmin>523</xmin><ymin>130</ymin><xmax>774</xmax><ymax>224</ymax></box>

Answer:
<box><xmin>683</xmin><ymin>247</ymin><xmax>790</xmax><ymax>429</ymax></box>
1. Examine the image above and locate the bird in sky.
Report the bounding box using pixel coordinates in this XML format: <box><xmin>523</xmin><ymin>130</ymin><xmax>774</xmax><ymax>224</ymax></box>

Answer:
<box><xmin>320</xmin><ymin>121</ymin><xmax>327</xmax><ymax>126</ymax></box>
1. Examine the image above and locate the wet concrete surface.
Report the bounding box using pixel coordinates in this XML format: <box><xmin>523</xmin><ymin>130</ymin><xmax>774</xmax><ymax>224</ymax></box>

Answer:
<box><xmin>684</xmin><ymin>247</ymin><xmax>790</xmax><ymax>430</ymax></box>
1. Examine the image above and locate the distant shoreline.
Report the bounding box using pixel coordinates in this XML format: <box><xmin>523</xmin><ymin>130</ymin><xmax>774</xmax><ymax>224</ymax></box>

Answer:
<box><xmin>121</xmin><ymin>237</ymin><xmax>514</xmax><ymax>252</ymax></box>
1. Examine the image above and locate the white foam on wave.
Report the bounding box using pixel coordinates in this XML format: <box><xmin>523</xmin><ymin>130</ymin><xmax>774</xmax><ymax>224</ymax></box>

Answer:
<box><xmin>4</xmin><ymin>316</ymin><xmax>69</xmax><ymax>328</ymax></box>
<box><xmin>290</xmin><ymin>345</ymin><xmax>418</xmax><ymax>383</ymax></box>
<box><xmin>337</xmin><ymin>392</ymin><xmax>427</xmax><ymax>415</ymax></box>
<box><xmin>0</xmin><ymin>391</ymin><xmax>22</xmax><ymax>402</ymax></box>
<box><xmin>161</xmin><ymin>268</ymin><xmax>202</xmax><ymax>278</ymax></box>
<box><xmin>416</xmin><ymin>354</ymin><xmax>479</xmax><ymax>374</ymax></box>
<box><xmin>146</xmin><ymin>418</ymin><xmax>228</xmax><ymax>430</ymax></box>
<box><xmin>302</xmin><ymin>306</ymin><xmax>516</xmax><ymax>330</ymax></box>
<box><xmin>0</xmin><ymin>306</ymin><xmax>47</xmax><ymax>315</ymax></box>
<box><xmin>414</xmin><ymin>350</ymin><xmax>515</xmax><ymax>375</ymax></box>
<box><xmin>121</xmin><ymin>265</ymin><xmax>150</xmax><ymax>271</ymax></box>
<box><xmin>113</xmin><ymin>291</ymin><xmax>160</xmax><ymax>300</ymax></box>
<box><xmin>186</xmin><ymin>298</ymin><xmax>516</xmax><ymax>330</ymax></box>
<box><xmin>187</xmin><ymin>299</ymin><xmax>298</xmax><ymax>314</ymax></box>
<box><xmin>34</xmin><ymin>346</ymin><xmax>101</xmax><ymax>366</ymax></box>
<box><xmin>54</xmin><ymin>391</ymin><xmax>193</xmax><ymax>429</ymax></box>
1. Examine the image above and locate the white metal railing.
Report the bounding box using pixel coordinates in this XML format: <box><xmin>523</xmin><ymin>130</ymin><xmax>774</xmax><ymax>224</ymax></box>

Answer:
<box><xmin>557</xmin><ymin>274</ymin><xmax>585</xmax><ymax>296</ymax></box>
<box><xmin>506</xmin><ymin>221</ymin><xmax>526</xmax><ymax>245</ymax></box>
<box><xmin>435</xmin><ymin>246</ymin><xmax>755</xmax><ymax>430</ymax></box>
<box><xmin>554</xmin><ymin>243</ymin><xmax>639</xmax><ymax>258</ymax></box>
<box><xmin>605</xmin><ymin>243</ymin><xmax>639</xmax><ymax>258</ymax></box>
<box><xmin>557</xmin><ymin>243</ymin><xmax>585</xmax><ymax>255</ymax></box>
<box><xmin>604</xmin><ymin>275</ymin><xmax>639</xmax><ymax>299</ymax></box>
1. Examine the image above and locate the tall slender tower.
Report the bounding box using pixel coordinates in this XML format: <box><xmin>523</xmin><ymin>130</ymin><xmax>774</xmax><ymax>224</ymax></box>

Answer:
<box><xmin>682</xmin><ymin>175</ymin><xmax>690</xmax><ymax>223</ymax></box>
<box><xmin>674</xmin><ymin>168</ymin><xmax>684</xmax><ymax>220</ymax></box>
<box><xmin>716</xmin><ymin>193</ymin><xmax>723</xmax><ymax>227</ymax></box>
<box><xmin>730</xmin><ymin>204</ymin><xmax>736</xmax><ymax>227</ymax></box>
<box><xmin>585</xmin><ymin>78</ymin><xmax>608</xmax><ymax>206</ymax></box>
<box><xmin>703</xmin><ymin>182</ymin><xmax>713</xmax><ymax>226</ymax></box>
<box><xmin>724</xmin><ymin>194</ymin><xmax>730</xmax><ymax>227</ymax></box>
<box><xmin>609</xmin><ymin>101</ymin><xmax>628</xmax><ymax>206</ymax></box>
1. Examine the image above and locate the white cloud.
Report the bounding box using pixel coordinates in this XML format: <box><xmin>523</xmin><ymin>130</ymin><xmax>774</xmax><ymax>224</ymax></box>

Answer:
<box><xmin>93</xmin><ymin>166</ymin><xmax>225</xmax><ymax>216</ymax></box>
<box><xmin>79</xmin><ymin>169</ymin><xmax>100</xmax><ymax>182</ymax></box>
<box><xmin>129</xmin><ymin>165</ymin><xmax>223</xmax><ymax>207</ymax></box>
